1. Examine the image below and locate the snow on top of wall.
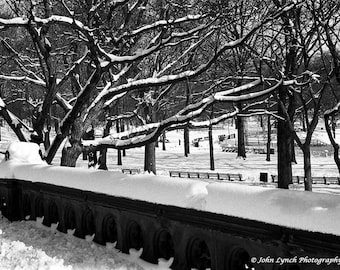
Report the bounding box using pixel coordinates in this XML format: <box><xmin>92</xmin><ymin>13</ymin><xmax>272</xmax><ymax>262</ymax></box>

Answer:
<box><xmin>0</xmin><ymin>143</ymin><xmax>207</xmax><ymax>210</ymax></box>
<box><xmin>205</xmin><ymin>182</ymin><xmax>340</xmax><ymax>236</ymax></box>
<box><xmin>0</xmin><ymin>162</ymin><xmax>208</xmax><ymax>210</ymax></box>
<box><xmin>1</xmin><ymin>142</ymin><xmax>340</xmax><ymax>236</ymax></box>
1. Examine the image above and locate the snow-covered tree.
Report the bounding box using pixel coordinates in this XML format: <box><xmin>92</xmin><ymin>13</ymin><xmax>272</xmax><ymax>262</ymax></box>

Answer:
<box><xmin>1</xmin><ymin>0</ymin><xmax>310</xmax><ymax>180</ymax></box>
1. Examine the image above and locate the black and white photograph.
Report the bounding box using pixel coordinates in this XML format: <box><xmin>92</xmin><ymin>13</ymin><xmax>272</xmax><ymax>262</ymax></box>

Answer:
<box><xmin>0</xmin><ymin>0</ymin><xmax>340</xmax><ymax>269</ymax></box>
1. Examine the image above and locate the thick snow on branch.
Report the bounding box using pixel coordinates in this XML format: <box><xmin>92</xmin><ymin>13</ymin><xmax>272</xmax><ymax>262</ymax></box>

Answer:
<box><xmin>0</xmin><ymin>17</ymin><xmax>29</xmax><ymax>27</ymax></box>
<box><xmin>99</xmin><ymin>21</ymin><xmax>210</xmax><ymax>66</ymax></box>
<box><xmin>98</xmin><ymin>42</ymin><xmax>161</xmax><ymax>64</ymax></box>
<box><xmin>33</xmin><ymin>16</ymin><xmax>91</xmax><ymax>32</ymax></box>
<box><xmin>84</xmin><ymin>97</ymin><xmax>213</xmax><ymax>148</ymax></box>
<box><xmin>102</xmin><ymin>70</ymin><xmax>196</xmax><ymax>107</ymax></box>
<box><xmin>7</xmin><ymin>110</ymin><xmax>32</xmax><ymax>131</ymax></box>
<box><xmin>215</xmin><ymin>78</ymin><xmax>262</xmax><ymax>97</ymax></box>
<box><xmin>188</xmin><ymin>111</ymin><xmax>239</xmax><ymax>128</ymax></box>
<box><xmin>83</xmin><ymin>107</ymin><xmax>239</xmax><ymax>149</ymax></box>
<box><xmin>215</xmin><ymin>78</ymin><xmax>283</xmax><ymax>102</ymax></box>
<box><xmin>117</xmin><ymin>14</ymin><xmax>206</xmax><ymax>41</ymax></box>
<box><xmin>0</xmin><ymin>16</ymin><xmax>91</xmax><ymax>37</ymax></box>
<box><xmin>238</xmin><ymin>110</ymin><xmax>284</xmax><ymax>121</ymax></box>
<box><xmin>0</xmin><ymin>74</ymin><xmax>46</xmax><ymax>87</ymax></box>
<box><xmin>55</xmin><ymin>93</ymin><xmax>73</xmax><ymax>111</ymax></box>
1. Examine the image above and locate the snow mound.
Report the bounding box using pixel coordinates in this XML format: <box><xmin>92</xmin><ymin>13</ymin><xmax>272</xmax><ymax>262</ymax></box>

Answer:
<box><xmin>4</xmin><ymin>142</ymin><xmax>45</xmax><ymax>165</ymax></box>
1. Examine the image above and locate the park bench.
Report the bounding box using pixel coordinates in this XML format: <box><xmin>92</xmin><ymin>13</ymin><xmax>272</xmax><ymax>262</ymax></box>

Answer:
<box><xmin>217</xmin><ymin>173</ymin><xmax>242</xmax><ymax>181</ymax></box>
<box><xmin>271</xmin><ymin>175</ymin><xmax>304</xmax><ymax>184</ymax></box>
<box><xmin>271</xmin><ymin>175</ymin><xmax>340</xmax><ymax>185</ymax></box>
<box><xmin>323</xmin><ymin>177</ymin><xmax>340</xmax><ymax>185</ymax></box>
<box><xmin>311</xmin><ymin>176</ymin><xmax>340</xmax><ymax>185</ymax></box>
<box><xmin>169</xmin><ymin>171</ymin><xmax>201</xmax><ymax>178</ymax></box>
<box><xmin>252</xmin><ymin>148</ymin><xmax>275</xmax><ymax>154</ymax></box>
<box><xmin>206</xmin><ymin>172</ymin><xmax>219</xmax><ymax>179</ymax></box>
<box><xmin>253</xmin><ymin>148</ymin><xmax>266</xmax><ymax>154</ymax></box>
<box><xmin>218</xmin><ymin>134</ymin><xmax>236</xmax><ymax>142</ymax></box>
<box><xmin>222</xmin><ymin>146</ymin><xmax>274</xmax><ymax>154</ymax></box>
<box><xmin>122</xmin><ymin>168</ymin><xmax>141</xmax><ymax>175</ymax></box>
<box><xmin>169</xmin><ymin>171</ymin><xmax>243</xmax><ymax>181</ymax></box>
<box><xmin>221</xmin><ymin>146</ymin><xmax>238</xmax><ymax>152</ymax></box>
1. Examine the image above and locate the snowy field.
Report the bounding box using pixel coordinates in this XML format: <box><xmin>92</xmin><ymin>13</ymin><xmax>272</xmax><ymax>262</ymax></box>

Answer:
<box><xmin>71</xmin><ymin>124</ymin><xmax>340</xmax><ymax>184</ymax></box>
<box><xmin>1</xmin><ymin>120</ymin><xmax>339</xmax><ymax>182</ymax></box>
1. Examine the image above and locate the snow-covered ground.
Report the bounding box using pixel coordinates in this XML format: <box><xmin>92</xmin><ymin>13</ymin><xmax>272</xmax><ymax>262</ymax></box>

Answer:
<box><xmin>74</xmin><ymin>126</ymin><xmax>340</xmax><ymax>181</ymax></box>
<box><xmin>1</xmin><ymin>122</ymin><xmax>340</xmax><ymax>269</ymax></box>
<box><xmin>0</xmin><ymin>214</ymin><xmax>175</xmax><ymax>270</ymax></box>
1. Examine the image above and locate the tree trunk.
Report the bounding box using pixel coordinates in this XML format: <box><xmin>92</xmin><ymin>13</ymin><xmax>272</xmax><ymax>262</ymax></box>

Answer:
<box><xmin>45</xmin><ymin>133</ymin><xmax>65</xmax><ymax>164</ymax></box>
<box><xmin>44</xmin><ymin>110</ymin><xmax>51</xmax><ymax>150</ymax></box>
<box><xmin>325</xmin><ymin>115</ymin><xmax>340</xmax><ymax>174</ymax></box>
<box><xmin>291</xmin><ymin>141</ymin><xmax>297</xmax><ymax>164</ymax></box>
<box><xmin>277</xmin><ymin>86</ymin><xmax>293</xmax><ymax>189</ymax></box>
<box><xmin>144</xmin><ymin>142</ymin><xmax>156</xmax><ymax>174</ymax></box>
<box><xmin>302</xmin><ymin>113</ymin><xmax>306</xmax><ymax>132</ymax></box>
<box><xmin>60</xmin><ymin>141</ymin><xmax>82</xmax><ymax>167</ymax></box>
<box><xmin>303</xmin><ymin>145</ymin><xmax>312</xmax><ymax>191</ymax></box>
<box><xmin>184</xmin><ymin>126</ymin><xmax>190</xmax><ymax>157</ymax></box>
<box><xmin>236</xmin><ymin>115</ymin><xmax>246</xmax><ymax>158</ymax></box>
<box><xmin>117</xmin><ymin>146</ymin><xmax>122</xmax><ymax>165</ymax></box>
<box><xmin>184</xmin><ymin>78</ymin><xmax>191</xmax><ymax>157</ymax></box>
<box><xmin>60</xmin><ymin>119</ymin><xmax>86</xmax><ymax>167</ymax></box>
<box><xmin>45</xmin><ymin>68</ymin><xmax>103</xmax><ymax>164</ymax></box>
<box><xmin>54</xmin><ymin>120</ymin><xmax>59</xmax><ymax>134</ymax></box>
<box><xmin>209</xmin><ymin>124</ymin><xmax>215</xmax><ymax>170</ymax></box>
<box><xmin>116</xmin><ymin>120</ymin><xmax>122</xmax><ymax>166</ymax></box>
<box><xmin>98</xmin><ymin>147</ymin><xmax>108</xmax><ymax>170</ymax></box>
<box><xmin>266</xmin><ymin>115</ymin><xmax>271</xmax><ymax>162</ymax></box>
<box><xmin>277</xmin><ymin>120</ymin><xmax>293</xmax><ymax>188</ymax></box>
<box><xmin>288</xmin><ymin>93</ymin><xmax>297</xmax><ymax>164</ymax></box>
<box><xmin>162</xmin><ymin>131</ymin><xmax>166</xmax><ymax>151</ymax></box>
<box><xmin>98</xmin><ymin>120</ymin><xmax>112</xmax><ymax>170</ymax></box>
<box><xmin>44</xmin><ymin>130</ymin><xmax>51</xmax><ymax>150</ymax></box>
<box><xmin>275</xmin><ymin>3</ymin><xmax>297</xmax><ymax>188</ymax></box>
<box><xmin>333</xmin><ymin>143</ymin><xmax>340</xmax><ymax>174</ymax></box>
<box><xmin>121</xmin><ymin>121</ymin><xmax>126</xmax><ymax>157</ymax></box>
